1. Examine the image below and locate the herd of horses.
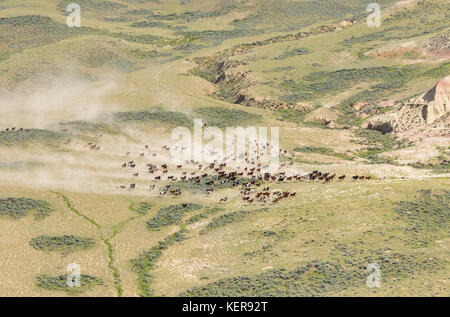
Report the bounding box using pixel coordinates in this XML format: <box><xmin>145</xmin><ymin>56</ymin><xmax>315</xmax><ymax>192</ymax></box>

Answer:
<box><xmin>0</xmin><ymin>127</ymin><xmax>28</xmax><ymax>133</ymax></box>
<box><xmin>116</xmin><ymin>145</ymin><xmax>373</xmax><ymax>204</ymax></box>
<box><xmin>1</xmin><ymin>131</ymin><xmax>374</xmax><ymax>205</ymax></box>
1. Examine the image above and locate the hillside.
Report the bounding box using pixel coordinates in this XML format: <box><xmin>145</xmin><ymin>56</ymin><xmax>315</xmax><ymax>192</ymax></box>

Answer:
<box><xmin>0</xmin><ymin>0</ymin><xmax>448</xmax><ymax>297</ymax></box>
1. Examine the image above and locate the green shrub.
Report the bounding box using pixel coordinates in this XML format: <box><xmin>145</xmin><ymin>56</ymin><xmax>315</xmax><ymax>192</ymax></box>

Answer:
<box><xmin>147</xmin><ymin>203</ymin><xmax>202</xmax><ymax>229</ymax></box>
<box><xmin>393</xmin><ymin>190</ymin><xmax>449</xmax><ymax>246</ymax></box>
<box><xmin>131</xmin><ymin>230</ymin><xmax>187</xmax><ymax>296</ymax></box>
<box><xmin>351</xmin><ymin>129</ymin><xmax>404</xmax><ymax>164</ymax></box>
<box><xmin>294</xmin><ymin>146</ymin><xmax>332</xmax><ymax>154</ymax></box>
<box><xmin>275</xmin><ymin>108</ymin><xmax>322</xmax><ymax>127</ymax></box>
<box><xmin>185</xmin><ymin>206</ymin><xmax>224</xmax><ymax>225</ymax></box>
<box><xmin>274</xmin><ymin>47</ymin><xmax>310</xmax><ymax>60</ymax></box>
<box><xmin>421</xmin><ymin>62</ymin><xmax>450</xmax><ymax>79</ymax></box>
<box><xmin>130</xmin><ymin>202</ymin><xmax>154</xmax><ymax>215</ymax></box>
<box><xmin>0</xmin><ymin>50</ymin><xmax>10</xmax><ymax>62</ymax></box>
<box><xmin>128</xmin><ymin>49</ymin><xmax>172</xmax><ymax>60</ymax></box>
<box><xmin>0</xmin><ymin>129</ymin><xmax>63</xmax><ymax>145</ymax></box>
<box><xmin>0</xmin><ymin>197</ymin><xmax>52</xmax><ymax>219</ymax></box>
<box><xmin>130</xmin><ymin>21</ymin><xmax>174</xmax><ymax>29</ymax></box>
<box><xmin>193</xmin><ymin>107</ymin><xmax>261</xmax><ymax>128</ymax></box>
<box><xmin>263</xmin><ymin>66</ymin><xmax>295</xmax><ymax>73</ymax></box>
<box><xmin>57</xmin><ymin>0</ymin><xmax>127</xmax><ymax>13</ymax></box>
<box><xmin>179</xmin><ymin>28</ymin><xmax>262</xmax><ymax>45</ymax></box>
<box><xmin>280</xmin><ymin>65</ymin><xmax>419</xmax><ymax>109</ymax></box>
<box><xmin>231</xmin><ymin>0</ymin><xmax>397</xmax><ymax>30</ymax></box>
<box><xmin>203</xmin><ymin>208</ymin><xmax>268</xmax><ymax>232</ymax></box>
<box><xmin>30</xmin><ymin>235</ymin><xmax>94</xmax><ymax>252</ymax></box>
<box><xmin>113</xmin><ymin>107</ymin><xmax>191</xmax><ymax>127</ymax></box>
<box><xmin>0</xmin><ymin>15</ymin><xmax>90</xmax><ymax>49</ymax></box>
<box><xmin>185</xmin><ymin>213</ymin><xmax>208</xmax><ymax>224</ymax></box>
<box><xmin>293</xmin><ymin>146</ymin><xmax>353</xmax><ymax>160</ymax></box>
<box><xmin>36</xmin><ymin>274</ymin><xmax>103</xmax><ymax>294</ymax></box>
<box><xmin>182</xmin><ymin>248</ymin><xmax>444</xmax><ymax>296</ymax></box>
<box><xmin>182</xmin><ymin>260</ymin><xmax>363</xmax><ymax>296</ymax></box>
<box><xmin>57</xmin><ymin>121</ymin><xmax>116</xmax><ymax>134</ymax></box>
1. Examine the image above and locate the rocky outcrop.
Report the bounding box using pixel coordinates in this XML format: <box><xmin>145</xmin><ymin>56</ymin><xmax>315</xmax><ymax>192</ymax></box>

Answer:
<box><xmin>423</xmin><ymin>34</ymin><xmax>450</xmax><ymax>56</ymax></box>
<box><xmin>416</xmin><ymin>75</ymin><xmax>450</xmax><ymax>124</ymax></box>
<box><xmin>364</xmin><ymin>76</ymin><xmax>450</xmax><ymax>133</ymax></box>
<box><xmin>364</xmin><ymin>113</ymin><xmax>397</xmax><ymax>134</ymax></box>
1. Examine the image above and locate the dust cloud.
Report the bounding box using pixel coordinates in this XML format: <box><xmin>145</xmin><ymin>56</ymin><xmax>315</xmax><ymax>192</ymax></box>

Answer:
<box><xmin>0</xmin><ymin>74</ymin><xmax>119</xmax><ymax>129</ymax></box>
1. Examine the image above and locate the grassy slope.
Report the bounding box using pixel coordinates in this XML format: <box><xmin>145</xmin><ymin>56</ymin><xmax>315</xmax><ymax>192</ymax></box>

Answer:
<box><xmin>0</xmin><ymin>178</ymin><xmax>448</xmax><ymax>296</ymax></box>
<box><xmin>0</xmin><ymin>0</ymin><xmax>448</xmax><ymax>296</ymax></box>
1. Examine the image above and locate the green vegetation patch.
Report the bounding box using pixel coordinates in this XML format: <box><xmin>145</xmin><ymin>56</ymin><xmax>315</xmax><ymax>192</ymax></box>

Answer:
<box><xmin>203</xmin><ymin>208</ymin><xmax>269</xmax><ymax>233</ymax></box>
<box><xmin>185</xmin><ymin>206</ymin><xmax>224</xmax><ymax>225</ymax></box>
<box><xmin>263</xmin><ymin>66</ymin><xmax>295</xmax><ymax>73</ymax></box>
<box><xmin>304</xmin><ymin>66</ymin><xmax>417</xmax><ymax>85</ymax></box>
<box><xmin>113</xmin><ymin>107</ymin><xmax>191</xmax><ymax>127</ymax></box>
<box><xmin>130</xmin><ymin>202</ymin><xmax>154</xmax><ymax>215</ymax></box>
<box><xmin>182</xmin><ymin>260</ymin><xmax>363</xmax><ymax>296</ymax></box>
<box><xmin>422</xmin><ymin>62</ymin><xmax>450</xmax><ymax>79</ymax></box>
<box><xmin>0</xmin><ymin>197</ymin><xmax>52</xmax><ymax>219</ymax></box>
<box><xmin>58</xmin><ymin>0</ymin><xmax>127</xmax><ymax>13</ymax></box>
<box><xmin>57</xmin><ymin>121</ymin><xmax>117</xmax><ymax>134</ymax></box>
<box><xmin>182</xmin><ymin>248</ymin><xmax>444</xmax><ymax>296</ymax></box>
<box><xmin>0</xmin><ymin>129</ymin><xmax>63</xmax><ymax>145</ymax></box>
<box><xmin>193</xmin><ymin>107</ymin><xmax>262</xmax><ymax>128</ymax></box>
<box><xmin>293</xmin><ymin>146</ymin><xmax>353</xmax><ymax>160</ymax></box>
<box><xmin>185</xmin><ymin>213</ymin><xmax>208</xmax><ymax>224</ymax></box>
<box><xmin>231</xmin><ymin>0</ymin><xmax>398</xmax><ymax>30</ymax></box>
<box><xmin>30</xmin><ymin>235</ymin><xmax>94</xmax><ymax>252</ymax></box>
<box><xmin>109</xmin><ymin>32</ymin><xmax>167</xmax><ymax>45</ymax></box>
<box><xmin>275</xmin><ymin>108</ymin><xmax>322</xmax><ymax>127</ymax></box>
<box><xmin>432</xmin><ymin>147</ymin><xmax>450</xmax><ymax>174</ymax></box>
<box><xmin>341</xmin><ymin>1</ymin><xmax>449</xmax><ymax>51</ymax></box>
<box><xmin>281</xmin><ymin>65</ymin><xmax>419</xmax><ymax>105</ymax></box>
<box><xmin>147</xmin><ymin>203</ymin><xmax>203</xmax><ymax>229</ymax></box>
<box><xmin>128</xmin><ymin>49</ymin><xmax>172</xmax><ymax>60</ymax></box>
<box><xmin>393</xmin><ymin>189</ymin><xmax>450</xmax><ymax>247</ymax></box>
<box><xmin>274</xmin><ymin>47</ymin><xmax>310</xmax><ymax>60</ymax></box>
<box><xmin>408</xmin><ymin>146</ymin><xmax>449</xmax><ymax>174</ymax></box>
<box><xmin>341</xmin><ymin>26</ymin><xmax>407</xmax><ymax>47</ymax></box>
<box><xmin>0</xmin><ymin>15</ymin><xmax>90</xmax><ymax>50</ymax></box>
<box><xmin>130</xmin><ymin>20</ymin><xmax>175</xmax><ymax>30</ymax></box>
<box><xmin>78</xmin><ymin>49</ymin><xmax>135</xmax><ymax>72</ymax></box>
<box><xmin>131</xmin><ymin>230</ymin><xmax>187</xmax><ymax>296</ymax></box>
<box><xmin>36</xmin><ymin>274</ymin><xmax>103</xmax><ymax>294</ymax></box>
<box><xmin>294</xmin><ymin>146</ymin><xmax>333</xmax><ymax>154</ymax></box>
<box><xmin>353</xmin><ymin>129</ymin><xmax>403</xmax><ymax>164</ymax></box>
<box><xmin>137</xmin><ymin>1</ymin><xmax>245</xmax><ymax>24</ymax></box>
<box><xmin>178</xmin><ymin>28</ymin><xmax>262</xmax><ymax>46</ymax></box>
<box><xmin>0</xmin><ymin>50</ymin><xmax>10</xmax><ymax>62</ymax></box>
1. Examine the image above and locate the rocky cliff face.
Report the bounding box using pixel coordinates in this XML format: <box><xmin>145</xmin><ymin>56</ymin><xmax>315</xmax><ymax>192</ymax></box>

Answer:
<box><xmin>364</xmin><ymin>75</ymin><xmax>450</xmax><ymax>134</ymax></box>
<box><xmin>417</xmin><ymin>75</ymin><xmax>450</xmax><ymax>124</ymax></box>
